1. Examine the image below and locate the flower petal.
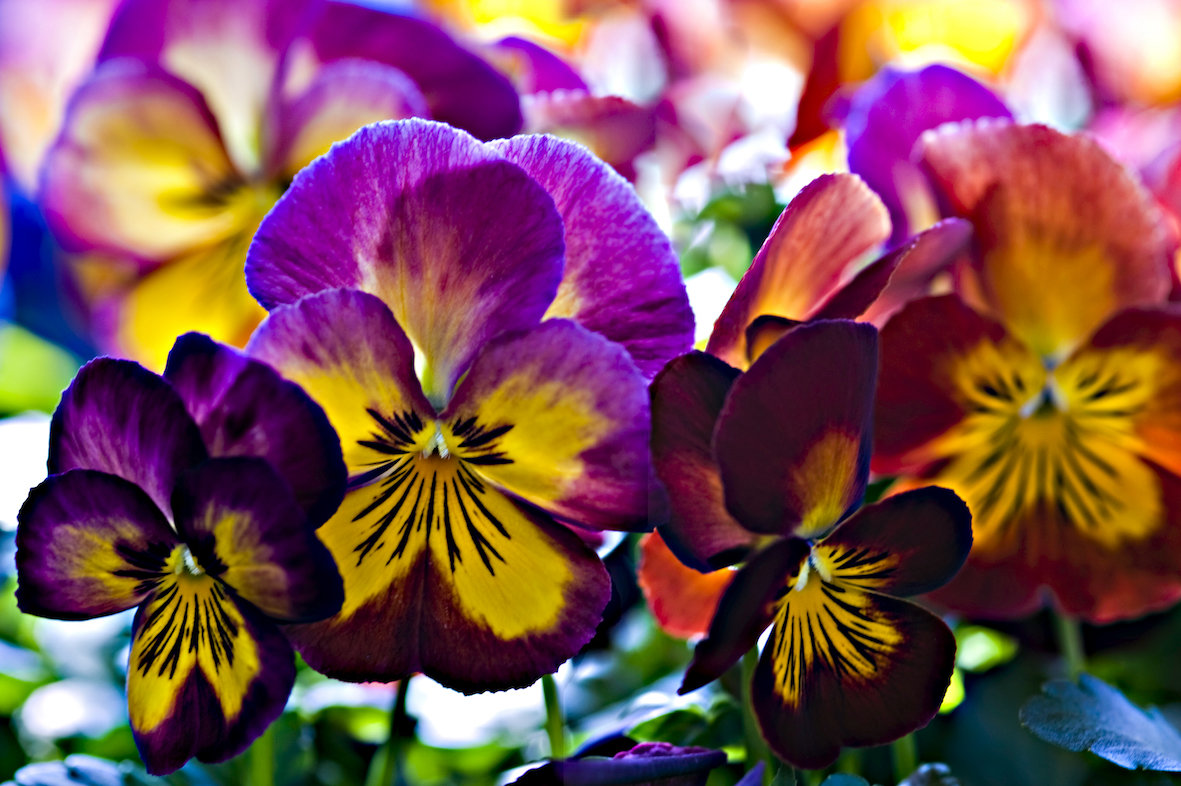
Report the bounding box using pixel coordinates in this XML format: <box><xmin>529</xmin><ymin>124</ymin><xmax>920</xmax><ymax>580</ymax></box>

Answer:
<box><xmin>680</xmin><ymin>537</ymin><xmax>809</xmax><ymax>694</ymax></box>
<box><xmin>41</xmin><ymin>61</ymin><xmax>242</xmax><ymax>259</ymax></box>
<box><xmin>520</xmin><ymin>92</ymin><xmax>658</xmax><ymax>183</ymax></box>
<box><xmin>815</xmin><ymin>487</ymin><xmax>972</xmax><ymax>597</ymax></box>
<box><xmin>706</xmin><ymin>174</ymin><xmax>889</xmax><ymax>369</ymax></box>
<box><xmin>920</xmin><ymin>120</ymin><xmax>1171</xmax><ymax>359</ymax></box>
<box><xmin>490</xmin><ymin>134</ymin><xmax>692</xmax><ymax>379</ymax></box>
<box><xmin>752</xmin><ymin>589</ymin><xmax>956</xmax><ymax>769</ymax></box>
<box><xmin>16</xmin><ymin>469</ymin><xmax>177</xmax><ymax>620</ymax></box>
<box><xmin>441</xmin><ymin>319</ymin><xmax>650</xmax><ymax>531</ymax></box>
<box><xmin>246</xmin><ymin>120</ymin><xmax>565</xmax><ymax>402</ymax></box>
<box><xmin>164</xmin><ymin>333</ymin><xmax>346</xmax><ymax>526</ymax></box>
<box><xmin>637</xmin><ymin>531</ymin><xmax>734</xmax><ymax>639</ymax></box>
<box><xmin>650</xmin><ymin>351</ymin><xmax>755</xmax><ymax>570</ymax></box>
<box><xmin>171</xmin><ymin>457</ymin><xmax>343</xmax><ymax>622</ymax></box>
<box><xmin>127</xmin><ymin>577</ymin><xmax>295</xmax><ymax>774</ymax></box>
<box><xmin>286</xmin><ymin>460</ymin><xmax>610</xmax><ymax>691</ymax></box>
<box><xmin>49</xmin><ymin>357</ymin><xmax>208</xmax><ymax>516</ymax></box>
<box><xmin>245</xmin><ymin>288</ymin><xmax>435</xmax><ymax>479</ymax></box>
<box><xmin>715</xmin><ymin>320</ymin><xmax>877</xmax><ymax>539</ymax></box>
<box><xmin>494</xmin><ymin>36</ymin><xmax>587</xmax><ymax>94</ymax></box>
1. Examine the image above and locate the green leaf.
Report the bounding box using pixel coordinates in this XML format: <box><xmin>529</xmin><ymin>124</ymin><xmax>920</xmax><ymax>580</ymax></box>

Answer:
<box><xmin>954</xmin><ymin>626</ymin><xmax>1019</xmax><ymax>673</ymax></box>
<box><xmin>0</xmin><ymin>325</ymin><xmax>80</xmax><ymax>416</ymax></box>
<box><xmin>1020</xmin><ymin>674</ymin><xmax>1181</xmax><ymax>771</ymax></box>
<box><xmin>820</xmin><ymin>775</ymin><xmax>870</xmax><ymax>786</ymax></box>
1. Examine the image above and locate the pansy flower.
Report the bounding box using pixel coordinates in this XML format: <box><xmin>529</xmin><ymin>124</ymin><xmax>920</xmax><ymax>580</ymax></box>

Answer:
<box><xmin>15</xmin><ymin>333</ymin><xmax>346</xmax><ymax>774</ymax></box>
<box><xmin>654</xmin><ymin>320</ymin><xmax>972</xmax><ymax>769</ymax></box>
<box><xmin>511</xmin><ymin>740</ymin><xmax>728</xmax><ymax>785</ymax></box>
<box><xmin>243</xmin><ymin>119</ymin><xmax>693</xmax><ymax>691</ymax></box>
<box><xmin>39</xmin><ymin>0</ymin><xmax>521</xmax><ymax>369</ymax></box>
<box><xmin>873</xmin><ymin>120</ymin><xmax>1181</xmax><ymax>622</ymax></box>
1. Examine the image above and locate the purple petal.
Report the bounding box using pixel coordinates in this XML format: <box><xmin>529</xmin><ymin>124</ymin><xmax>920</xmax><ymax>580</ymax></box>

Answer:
<box><xmin>16</xmin><ymin>469</ymin><xmax>177</xmax><ymax>620</ymax></box>
<box><xmin>49</xmin><ymin>358</ymin><xmax>208</xmax><ymax>516</ymax></box>
<box><xmin>512</xmin><ymin>742</ymin><xmax>727</xmax><ymax>785</ymax></box>
<box><xmin>171</xmin><ymin>457</ymin><xmax>343</xmax><ymax>621</ymax></box>
<box><xmin>163</xmin><ymin>332</ymin><xmax>346</xmax><ymax>527</ymax></box>
<box><xmin>491</xmin><ymin>134</ymin><xmax>693</xmax><ymax>378</ymax></box>
<box><xmin>246</xmin><ymin>120</ymin><xmax>565</xmax><ymax>402</ymax></box>
<box><xmin>305</xmin><ymin>1</ymin><xmax>521</xmax><ymax>140</ymax></box>
<box><xmin>494</xmin><ymin>36</ymin><xmax>587</xmax><ymax>94</ymax></box>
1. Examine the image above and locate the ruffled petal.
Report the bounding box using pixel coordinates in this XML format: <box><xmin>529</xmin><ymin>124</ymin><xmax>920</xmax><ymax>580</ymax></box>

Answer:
<box><xmin>164</xmin><ymin>333</ymin><xmax>346</xmax><ymax>526</ymax></box>
<box><xmin>49</xmin><ymin>357</ymin><xmax>208</xmax><ymax>516</ymax></box>
<box><xmin>246</xmin><ymin>120</ymin><xmax>565</xmax><ymax>402</ymax></box>
<box><xmin>16</xmin><ymin>469</ymin><xmax>177</xmax><ymax>620</ymax></box>
<box><xmin>41</xmin><ymin>61</ymin><xmax>242</xmax><ymax>259</ymax></box>
<box><xmin>491</xmin><ymin>134</ymin><xmax>692</xmax><ymax>378</ymax></box>
<box><xmin>650</xmin><ymin>351</ymin><xmax>755</xmax><ymax>570</ymax></box>
<box><xmin>441</xmin><ymin>319</ymin><xmax>650</xmax><ymax>531</ymax></box>
<box><xmin>715</xmin><ymin>321</ymin><xmax>877</xmax><ymax>539</ymax></box>
<box><xmin>706</xmin><ymin>174</ymin><xmax>889</xmax><ymax>369</ymax></box>
<box><xmin>637</xmin><ymin>531</ymin><xmax>734</xmax><ymax>639</ymax></box>
<box><xmin>127</xmin><ymin>577</ymin><xmax>295</xmax><ymax>774</ymax></box>
<box><xmin>920</xmin><ymin>120</ymin><xmax>1171</xmax><ymax>359</ymax></box>
<box><xmin>752</xmin><ymin>589</ymin><xmax>956</xmax><ymax>769</ymax></box>
<box><xmin>171</xmin><ymin>457</ymin><xmax>343</xmax><ymax>622</ymax></box>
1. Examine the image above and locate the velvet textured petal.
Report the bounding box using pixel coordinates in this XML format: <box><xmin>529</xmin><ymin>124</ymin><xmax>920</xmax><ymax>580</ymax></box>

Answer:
<box><xmin>271</xmin><ymin>59</ymin><xmax>429</xmax><ymax>180</ymax></box>
<box><xmin>49</xmin><ymin>357</ymin><xmax>208</xmax><ymax>516</ymax></box>
<box><xmin>753</xmin><ymin>590</ymin><xmax>956</xmax><ymax>769</ymax></box>
<box><xmin>246</xmin><ymin>120</ymin><xmax>565</xmax><ymax>401</ymax></box>
<box><xmin>171</xmin><ymin>457</ymin><xmax>343</xmax><ymax>622</ymax></box>
<box><xmin>844</xmin><ymin>64</ymin><xmax>1011</xmax><ymax>245</ymax></box>
<box><xmin>164</xmin><ymin>333</ymin><xmax>346</xmax><ymax>526</ymax></box>
<box><xmin>814</xmin><ymin>487</ymin><xmax>972</xmax><ymax>597</ymax></box>
<box><xmin>16</xmin><ymin>470</ymin><xmax>177</xmax><ymax>620</ymax></box>
<box><xmin>40</xmin><ymin>61</ymin><xmax>241</xmax><ymax>259</ymax></box>
<box><xmin>491</xmin><ymin>134</ymin><xmax>692</xmax><ymax>379</ymax></box>
<box><xmin>127</xmin><ymin>579</ymin><xmax>295</xmax><ymax>774</ymax></box>
<box><xmin>650</xmin><ymin>351</ymin><xmax>754</xmax><ymax>571</ymax></box>
<box><xmin>715</xmin><ymin>321</ymin><xmax>877</xmax><ymax>539</ymax></box>
<box><xmin>637</xmin><ymin>532</ymin><xmax>733</xmax><ymax>639</ymax></box>
<box><xmin>680</xmin><ymin>537</ymin><xmax>809</xmax><ymax>694</ymax></box>
<box><xmin>706</xmin><ymin>175</ymin><xmax>889</xmax><ymax>369</ymax></box>
<box><xmin>286</xmin><ymin>467</ymin><xmax>610</xmax><ymax>691</ymax></box>
<box><xmin>245</xmin><ymin>289</ymin><xmax>434</xmax><ymax>478</ymax></box>
<box><xmin>441</xmin><ymin>319</ymin><xmax>650</xmax><ymax>531</ymax></box>
<box><xmin>920</xmin><ymin>121</ymin><xmax>1171</xmax><ymax>359</ymax></box>
<box><xmin>306</xmin><ymin>1</ymin><xmax>522</xmax><ymax>141</ymax></box>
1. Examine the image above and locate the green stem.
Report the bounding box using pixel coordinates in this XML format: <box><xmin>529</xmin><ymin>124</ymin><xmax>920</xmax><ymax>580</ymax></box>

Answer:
<box><xmin>367</xmin><ymin>677</ymin><xmax>411</xmax><ymax>786</ymax></box>
<box><xmin>542</xmin><ymin>673</ymin><xmax>566</xmax><ymax>760</ymax></box>
<box><xmin>1053</xmin><ymin>612</ymin><xmax>1086</xmax><ymax>680</ymax></box>
<box><xmin>891</xmin><ymin>733</ymin><xmax>917</xmax><ymax>783</ymax></box>
<box><xmin>836</xmin><ymin>748</ymin><xmax>862</xmax><ymax>774</ymax></box>
<box><xmin>249</xmin><ymin>724</ymin><xmax>275</xmax><ymax>786</ymax></box>
<box><xmin>740</xmin><ymin>647</ymin><xmax>772</xmax><ymax>783</ymax></box>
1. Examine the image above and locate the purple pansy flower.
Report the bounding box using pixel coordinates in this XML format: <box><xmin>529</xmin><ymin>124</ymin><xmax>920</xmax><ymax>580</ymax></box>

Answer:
<box><xmin>15</xmin><ymin>333</ymin><xmax>347</xmax><ymax>774</ymax></box>
<box><xmin>243</xmin><ymin>118</ymin><xmax>694</xmax><ymax>691</ymax></box>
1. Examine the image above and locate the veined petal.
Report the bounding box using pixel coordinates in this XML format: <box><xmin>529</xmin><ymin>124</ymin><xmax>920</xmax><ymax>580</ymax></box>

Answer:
<box><xmin>706</xmin><ymin>174</ymin><xmax>889</xmax><ymax>369</ymax></box>
<box><xmin>753</xmin><ymin>586</ymin><xmax>955</xmax><ymax>769</ymax></box>
<box><xmin>49</xmin><ymin>357</ymin><xmax>208</xmax><ymax>516</ymax></box>
<box><xmin>171</xmin><ymin>458</ymin><xmax>342</xmax><ymax>622</ymax></box>
<box><xmin>680</xmin><ymin>538</ymin><xmax>809</xmax><ymax>694</ymax></box>
<box><xmin>637</xmin><ymin>532</ymin><xmax>734</xmax><ymax>639</ymax></box>
<box><xmin>490</xmin><ymin>134</ymin><xmax>692</xmax><ymax>379</ymax></box>
<box><xmin>95</xmin><ymin>226</ymin><xmax>270</xmax><ymax>371</ymax></box>
<box><xmin>245</xmin><ymin>289</ymin><xmax>435</xmax><ymax>479</ymax></box>
<box><xmin>715</xmin><ymin>321</ymin><xmax>877</xmax><ymax>539</ymax></box>
<box><xmin>246</xmin><ymin>120</ymin><xmax>565</xmax><ymax>402</ymax></box>
<box><xmin>286</xmin><ymin>456</ymin><xmax>610</xmax><ymax>691</ymax></box>
<box><xmin>441</xmin><ymin>319</ymin><xmax>650</xmax><ymax>531</ymax></box>
<box><xmin>271</xmin><ymin>59</ymin><xmax>429</xmax><ymax>180</ymax></box>
<box><xmin>813</xmin><ymin>487</ymin><xmax>972</xmax><ymax>597</ymax></box>
<box><xmin>650</xmin><ymin>351</ymin><xmax>755</xmax><ymax>571</ymax></box>
<box><xmin>164</xmin><ymin>333</ymin><xmax>346</xmax><ymax>526</ymax></box>
<box><xmin>127</xmin><ymin>574</ymin><xmax>295</xmax><ymax>774</ymax></box>
<box><xmin>16</xmin><ymin>470</ymin><xmax>177</xmax><ymax>620</ymax></box>
<box><xmin>920</xmin><ymin>120</ymin><xmax>1171</xmax><ymax>359</ymax></box>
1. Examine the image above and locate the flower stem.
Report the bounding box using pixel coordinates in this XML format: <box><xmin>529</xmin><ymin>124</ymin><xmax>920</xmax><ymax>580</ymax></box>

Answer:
<box><xmin>741</xmin><ymin>647</ymin><xmax>772</xmax><ymax>783</ymax></box>
<box><xmin>249</xmin><ymin>724</ymin><xmax>275</xmax><ymax>786</ymax></box>
<box><xmin>1053</xmin><ymin>612</ymin><xmax>1086</xmax><ymax>680</ymax></box>
<box><xmin>891</xmin><ymin>733</ymin><xmax>917</xmax><ymax>782</ymax></box>
<box><xmin>542</xmin><ymin>673</ymin><xmax>566</xmax><ymax>760</ymax></box>
<box><xmin>367</xmin><ymin>677</ymin><xmax>411</xmax><ymax>786</ymax></box>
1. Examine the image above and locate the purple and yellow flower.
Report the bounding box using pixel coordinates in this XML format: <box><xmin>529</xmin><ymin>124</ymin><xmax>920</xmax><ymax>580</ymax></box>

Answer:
<box><xmin>15</xmin><ymin>333</ymin><xmax>346</xmax><ymax>774</ymax></box>
<box><xmin>653</xmin><ymin>320</ymin><xmax>972</xmax><ymax>769</ymax></box>
<box><xmin>242</xmin><ymin>118</ymin><xmax>693</xmax><ymax>691</ymax></box>
<box><xmin>874</xmin><ymin>120</ymin><xmax>1181</xmax><ymax>623</ymax></box>
<box><xmin>39</xmin><ymin>0</ymin><xmax>521</xmax><ymax>370</ymax></box>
